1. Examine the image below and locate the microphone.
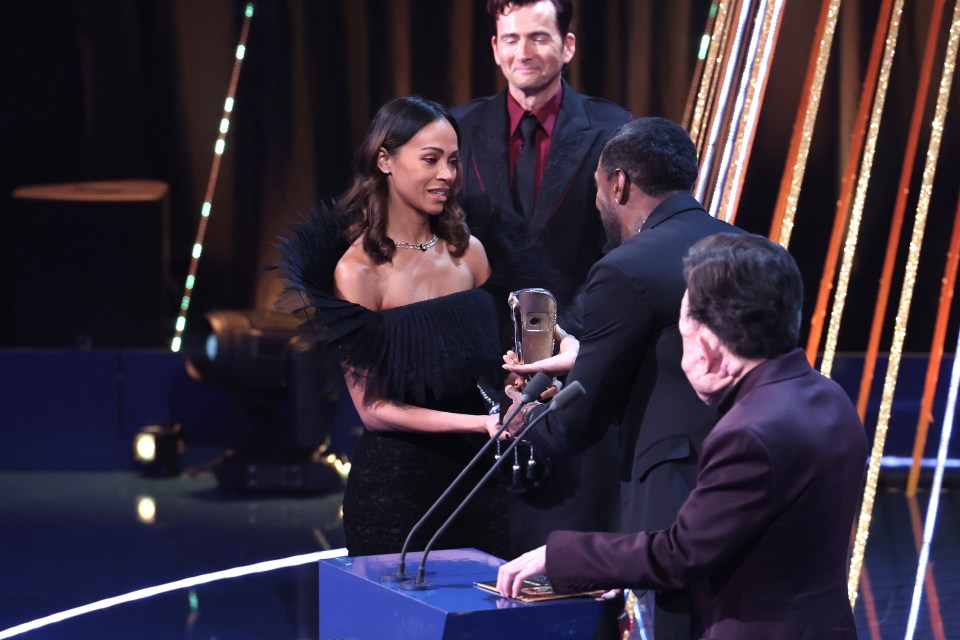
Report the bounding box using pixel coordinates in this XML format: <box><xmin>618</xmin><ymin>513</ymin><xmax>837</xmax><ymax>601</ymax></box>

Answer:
<box><xmin>381</xmin><ymin>372</ymin><xmax>553</xmax><ymax>582</ymax></box>
<box><xmin>402</xmin><ymin>381</ymin><xmax>586</xmax><ymax>590</ymax></box>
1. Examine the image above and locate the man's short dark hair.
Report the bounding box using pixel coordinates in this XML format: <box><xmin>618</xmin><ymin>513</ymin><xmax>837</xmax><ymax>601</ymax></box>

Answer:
<box><xmin>487</xmin><ymin>0</ymin><xmax>573</xmax><ymax>36</ymax></box>
<box><xmin>599</xmin><ymin>117</ymin><xmax>699</xmax><ymax>198</ymax></box>
<box><xmin>683</xmin><ymin>233</ymin><xmax>803</xmax><ymax>360</ymax></box>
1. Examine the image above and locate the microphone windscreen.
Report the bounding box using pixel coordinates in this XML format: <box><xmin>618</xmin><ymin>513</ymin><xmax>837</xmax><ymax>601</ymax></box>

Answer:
<box><xmin>550</xmin><ymin>381</ymin><xmax>585</xmax><ymax>410</ymax></box>
<box><xmin>520</xmin><ymin>371</ymin><xmax>552</xmax><ymax>403</ymax></box>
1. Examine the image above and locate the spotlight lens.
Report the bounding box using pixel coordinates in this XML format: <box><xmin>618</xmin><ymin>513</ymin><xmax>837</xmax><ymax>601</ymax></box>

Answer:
<box><xmin>134</xmin><ymin>434</ymin><xmax>157</xmax><ymax>462</ymax></box>
<box><xmin>137</xmin><ymin>496</ymin><xmax>157</xmax><ymax>524</ymax></box>
<box><xmin>205</xmin><ymin>334</ymin><xmax>218</xmax><ymax>361</ymax></box>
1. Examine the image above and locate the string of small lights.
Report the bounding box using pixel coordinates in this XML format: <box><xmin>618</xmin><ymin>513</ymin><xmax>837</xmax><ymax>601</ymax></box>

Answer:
<box><xmin>848</xmin><ymin>0</ymin><xmax>958</xmax><ymax>608</ymax></box>
<box><xmin>681</xmin><ymin>3</ymin><xmax>718</xmax><ymax>132</ymax></box>
<box><xmin>170</xmin><ymin>3</ymin><xmax>255</xmax><ymax>353</ymax></box>
<box><xmin>687</xmin><ymin>2</ymin><xmax>727</xmax><ymax>148</ymax></box>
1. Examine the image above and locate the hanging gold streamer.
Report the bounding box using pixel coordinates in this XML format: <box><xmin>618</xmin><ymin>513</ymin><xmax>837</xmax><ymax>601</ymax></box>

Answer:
<box><xmin>715</xmin><ymin>0</ymin><xmax>785</xmax><ymax>223</ymax></box>
<box><xmin>696</xmin><ymin>0</ymin><xmax>753</xmax><ymax>204</ymax></box>
<box><xmin>770</xmin><ymin>0</ymin><xmax>842</xmax><ymax>248</ymax></box>
<box><xmin>819</xmin><ymin>0</ymin><xmax>904</xmax><ymax>379</ymax></box>
<box><xmin>805</xmin><ymin>0</ymin><xmax>895</xmax><ymax>366</ymax></box>
<box><xmin>848</xmin><ymin>0</ymin><xmax>960</xmax><ymax>607</ymax></box>
<box><xmin>856</xmin><ymin>0</ymin><xmax>948</xmax><ymax>425</ymax></box>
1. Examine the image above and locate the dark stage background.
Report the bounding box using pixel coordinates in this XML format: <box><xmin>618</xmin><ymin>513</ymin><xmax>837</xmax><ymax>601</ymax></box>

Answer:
<box><xmin>2</xmin><ymin>0</ymin><xmax>959</xmax><ymax>355</ymax></box>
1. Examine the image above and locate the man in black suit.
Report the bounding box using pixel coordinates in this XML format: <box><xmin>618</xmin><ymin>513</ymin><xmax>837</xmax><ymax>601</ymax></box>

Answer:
<box><xmin>500</xmin><ymin>117</ymin><xmax>740</xmax><ymax>639</ymax></box>
<box><xmin>452</xmin><ymin>0</ymin><xmax>630</xmax><ymax>565</ymax></box>
<box><xmin>498</xmin><ymin>233</ymin><xmax>867</xmax><ymax>639</ymax></box>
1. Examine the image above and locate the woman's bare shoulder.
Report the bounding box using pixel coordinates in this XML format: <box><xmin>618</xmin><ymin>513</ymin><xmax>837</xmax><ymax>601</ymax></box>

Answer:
<box><xmin>463</xmin><ymin>235</ymin><xmax>491</xmax><ymax>286</ymax></box>
<box><xmin>334</xmin><ymin>242</ymin><xmax>381</xmax><ymax>309</ymax></box>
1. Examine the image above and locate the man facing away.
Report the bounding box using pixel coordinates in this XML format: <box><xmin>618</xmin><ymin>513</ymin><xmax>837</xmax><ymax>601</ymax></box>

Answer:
<box><xmin>497</xmin><ymin>116</ymin><xmax>740</xmax><ymax>638</ymax></box>
<box><xmin>498</xmin><ymin>232</ymin><xmax>869</xmax><ymax>640</ymax></box>
<box><xmin>453</xmin><ymin>0</ymin><xmax>629</xmax><ymax>561</ymax></box>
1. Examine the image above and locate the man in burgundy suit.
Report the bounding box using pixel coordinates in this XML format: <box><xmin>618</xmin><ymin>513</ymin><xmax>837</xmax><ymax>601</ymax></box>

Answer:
<box><xmin>453</xmin><ymin>0</ymin><xmax>629</xmax><ymax>565</ymax></box>
<box><xmin>498</xmin><ymin>233</ymin><xmax>868</xmax><ymax>639</ymax></box>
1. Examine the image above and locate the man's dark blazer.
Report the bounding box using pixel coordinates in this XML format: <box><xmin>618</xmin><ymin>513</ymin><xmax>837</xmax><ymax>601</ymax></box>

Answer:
<box><xmin>452</xmin><ymin>79</ymin><xmax>631</xmax><ymax>328</ymax></box>
<box><xmin>545</xmin><ymin>349</ymin><xmax>868</xmax><ymax>639</ymax></box>
<box><xmin>527</xmin><ymin>192</ymin><xmax>737</xmax><ymax>533</ymax></box>
<box><xmin>452</xmin><ymin>81</ymin><xmax>630</xmax><ymax>556</ymax></box>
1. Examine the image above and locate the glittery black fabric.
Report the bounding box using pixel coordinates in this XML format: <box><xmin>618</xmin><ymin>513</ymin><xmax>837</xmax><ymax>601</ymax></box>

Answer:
<box><xmin>273</xmin><ymin>205</ymin><xmax>521</xmax><ymax>557</ymax></box>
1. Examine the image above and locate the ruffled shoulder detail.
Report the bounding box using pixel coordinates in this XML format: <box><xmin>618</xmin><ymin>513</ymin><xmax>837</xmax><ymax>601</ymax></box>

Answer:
<box><xmin>271</xmin><ymin>202</ymin><xmax>347</xmax><ymax>317</ymax></box>
<box><xmin>271</xmin><ymin>205</ymin><xmax>503</xmax><ymax>405</ymax></box>
<box><xmin>367</xmin><ymin>289</ymin><xmax>503</xmax><ymax>404</ymax></box>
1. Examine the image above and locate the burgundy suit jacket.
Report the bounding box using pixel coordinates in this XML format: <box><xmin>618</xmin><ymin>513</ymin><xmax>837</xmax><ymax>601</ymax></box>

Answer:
<box><xmin>546</xmin><ymin>349</ymin><xmax>868</xmax><ymax>639</ymax></box>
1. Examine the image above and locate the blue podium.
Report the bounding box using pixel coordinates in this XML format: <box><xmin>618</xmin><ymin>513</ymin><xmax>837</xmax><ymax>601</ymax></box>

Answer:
<box><xmin>318</xmin><ymin>548</ymin><xmax>603</xmax><ymax>639</ymax></box>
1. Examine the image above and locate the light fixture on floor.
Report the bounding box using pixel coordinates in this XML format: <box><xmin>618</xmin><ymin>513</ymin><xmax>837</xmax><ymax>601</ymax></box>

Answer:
<box><xmin>133</xmin><ymin>424</ymin><xmax>184</xmax><ymax>477</ymax></box>
<box><xmin>183</xmin><ymin>309</ymin><xmax>345</xmax><ymax>494</ymax></box>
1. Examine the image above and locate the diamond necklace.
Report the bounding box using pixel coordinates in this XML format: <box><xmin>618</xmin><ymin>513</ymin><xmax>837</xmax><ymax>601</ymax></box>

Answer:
<box><xmin>393</xmin><ymin>234</ymin><xmax>439</xmax><ymax>251</ymax></box>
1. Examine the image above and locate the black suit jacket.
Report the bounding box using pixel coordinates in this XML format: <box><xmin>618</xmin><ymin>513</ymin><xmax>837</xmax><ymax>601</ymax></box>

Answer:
<box><xmin>452</xmin><ymin>82</ymin><xmax>630</xmax><ymax>554</ymax></box>
<box><xmin>452</xmin><ymin>80</ymin><xmax>631</xmax><ymax>332</ymax></box>
<box><xmin>527</xmin><ymin>192</ymin><xmax>739</xmax><ymax>532</ymax></box>
<box><xmin>546</xmin><ymin>350</ymin><xmax>868</xmax><ymax>639</ymax></box>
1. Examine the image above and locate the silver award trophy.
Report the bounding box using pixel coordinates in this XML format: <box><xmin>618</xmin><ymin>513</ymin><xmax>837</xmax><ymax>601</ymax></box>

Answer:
<box><xmin>508</xmin><ymin>288</ymin><xmax>557</xmax><ymax>366</ymax></box>
<box><xmin>504</xmin><ymin>288</ymin><xmax>557</xmax><ymax>492</ymax></box>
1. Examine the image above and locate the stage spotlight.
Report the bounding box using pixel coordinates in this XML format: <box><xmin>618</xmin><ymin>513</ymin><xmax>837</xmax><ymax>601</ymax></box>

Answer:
<box><xmin>133</xmin><ymin>424</ymin><xmax>184</xmax><ymax>477</ymax></box>
<box><xmin>136</xmin><ymin>495</ymin><xmax>157</xmax><ymax>524</ymax></box>
<box><xmin>184</xmin><ymin>310</ymin><xmax>300</xmax><ymax>391</ymax></box>
<box><xmin>183</xmin><ymin>310</ymin><xmax>346</xmax><ymax>495</ymax></box>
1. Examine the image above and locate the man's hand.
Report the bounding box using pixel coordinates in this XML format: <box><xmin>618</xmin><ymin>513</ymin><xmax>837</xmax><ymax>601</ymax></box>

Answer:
<box><xmin>496</xmin><ymin>545</ymin><xmax>547</xmax><ymax>598</ymax></box>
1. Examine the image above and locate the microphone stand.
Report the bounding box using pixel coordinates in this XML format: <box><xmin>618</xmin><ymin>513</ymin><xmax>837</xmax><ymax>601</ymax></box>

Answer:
<box><xmin>381</xmin><ymin>372</ymin><xmax>552</xmax><ymax>582</ymax></box>
<box><xmin>401</xmin><ymin>381</ymin><xmax>585</xmax><ymax>590</ymax></box>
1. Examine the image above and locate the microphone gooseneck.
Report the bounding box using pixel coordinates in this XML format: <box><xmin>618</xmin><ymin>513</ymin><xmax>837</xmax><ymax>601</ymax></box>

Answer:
<box><xmin>405</xmin><ymin>381</ymin><xmax>586</xmax><ymax>589</ymax></box>
<box><xmin>385</xmin><ymin>372</ymin><xmax>553</xmax><ymax>582</ymax></box>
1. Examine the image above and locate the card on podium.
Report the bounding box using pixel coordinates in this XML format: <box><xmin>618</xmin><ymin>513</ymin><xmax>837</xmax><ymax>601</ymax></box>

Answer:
<box><xmin>318</xmin><ymin>547</ymin><xmax>603</xmax><ymax>639</ymax></box>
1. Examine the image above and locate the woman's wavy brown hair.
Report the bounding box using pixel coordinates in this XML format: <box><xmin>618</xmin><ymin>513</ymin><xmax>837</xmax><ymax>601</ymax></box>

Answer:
<box><xmin>338</xmin><ymin>96</ymin><xmax>469</xmax><ymax>264</ymax></box>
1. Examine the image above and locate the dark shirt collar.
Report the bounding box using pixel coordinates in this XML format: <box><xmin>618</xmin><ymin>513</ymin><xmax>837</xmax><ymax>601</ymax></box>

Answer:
<box><xmin>716</xmin><ymin>375</ymin><xmax>748</xmax><ymax>415</ymax></box>
<box><xmin>716</xmin><ymin>348</ymin><xmax>807</xmax><ymax>413</ymax></box>
<box><xmin>507</xmin><ymin>85</ymin><xmax>563</xmax><ymax>137</ymax></box>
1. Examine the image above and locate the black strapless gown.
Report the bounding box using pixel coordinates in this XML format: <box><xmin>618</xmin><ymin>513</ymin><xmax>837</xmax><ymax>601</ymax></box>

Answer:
<box><xmin>274</xmin><ymin>206</ymin><xmax>514</xmax><ymax>558</ymax></box>
<box><xmin>342</xmin><ymin>383</ymin><xmax>509</xmax><ymax>558</ymax></box>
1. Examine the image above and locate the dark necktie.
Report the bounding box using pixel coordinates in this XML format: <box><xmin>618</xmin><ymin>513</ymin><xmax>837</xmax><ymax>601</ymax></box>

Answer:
<box><xmin>513</xmin><ymin>113</ymin><xmax>539</xmax><ymax>218</ymax></box>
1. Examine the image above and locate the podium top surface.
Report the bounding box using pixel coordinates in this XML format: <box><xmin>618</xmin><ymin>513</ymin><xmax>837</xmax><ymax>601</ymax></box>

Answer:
<box><xmin>13</xmin><ymin>180</ymin><xmax>169</xmax><ymax>203</ymax></box>
<box><xmin>321</xmin><ymin>548</ymin><xmax>585</xmax><ymax>612</ymax></box>
<box><xmin>319</xmin><ymin>548</ymin><xmax>603</xmax><ymax>639</ymax></box>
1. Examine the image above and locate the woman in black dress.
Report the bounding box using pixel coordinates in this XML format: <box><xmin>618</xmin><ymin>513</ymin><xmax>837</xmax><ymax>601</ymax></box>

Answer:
<box><xmin>276</xmin><ymin>97</ymin><xmax>515</xmax><ymax>558</ymax></box>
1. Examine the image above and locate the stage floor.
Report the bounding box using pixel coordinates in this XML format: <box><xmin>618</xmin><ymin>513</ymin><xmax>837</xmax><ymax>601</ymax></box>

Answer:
<box><xmin>0</xmin><ymin>468</ymin><xmax>957</xmax><ymax>639</ymax></box>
